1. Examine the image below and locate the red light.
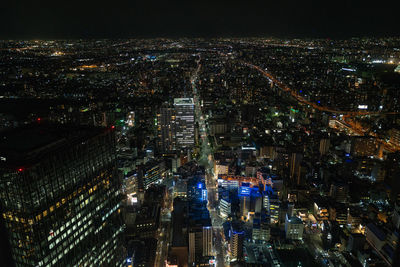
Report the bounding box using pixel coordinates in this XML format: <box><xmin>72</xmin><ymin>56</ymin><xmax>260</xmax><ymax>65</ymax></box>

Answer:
<box><xmin>111</xmin><ymin>125</ymin><xmax>115</xmax><ymax>129</ymax></box>
<box><xmin>37</xmin><ymin>118</ymin><xmax>41</xmax><ymax>122</ymax></box>
<box><xmin>18</xmin><ymin>168</ymin><xmax>23</xmax><ymax>172</ymax></box>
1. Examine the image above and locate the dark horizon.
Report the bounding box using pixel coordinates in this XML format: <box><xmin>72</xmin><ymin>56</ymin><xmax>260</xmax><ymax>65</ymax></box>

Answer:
<box><xmin>1</xmin><ymin>0</ymin><xmax>399</xmax><ymax>40</ymax></box>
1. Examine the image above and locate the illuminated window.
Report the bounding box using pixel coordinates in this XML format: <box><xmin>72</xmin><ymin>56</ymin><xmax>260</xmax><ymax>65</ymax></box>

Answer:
<box><xmin>43</xmin><ymin>210</ymin><xmax>48</xmax><ymax>217</ymax></box>
<box><xmin>50</xmin><ymin>206</ymin><xmax>54</xmax><ymax>212</ymax></box>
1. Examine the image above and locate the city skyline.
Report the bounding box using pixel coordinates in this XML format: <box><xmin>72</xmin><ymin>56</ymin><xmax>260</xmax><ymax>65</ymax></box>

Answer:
<box><xmin>1</xmin><ymin>0</ymin><xmax>399</xmax><ymax>39</ymax></box>
<box><xmin>1</xmin><ymin>33</ymin><xmax>400</xmax><ymax>267</ymax></box>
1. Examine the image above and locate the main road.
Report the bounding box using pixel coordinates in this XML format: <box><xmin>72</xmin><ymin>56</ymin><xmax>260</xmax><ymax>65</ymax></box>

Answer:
<box><xmin>155</xmin><ymin>177</ymin><xmax>174</xmax><ymax>266</ymax></box>
<box><xmin>191</xmin><ymin>54</ymin><xmax>228</xmax><ymax>267</ymax></box>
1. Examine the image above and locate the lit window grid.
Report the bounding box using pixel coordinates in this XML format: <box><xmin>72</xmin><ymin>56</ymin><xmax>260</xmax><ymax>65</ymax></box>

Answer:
<box><xmin>0</xmin><ymin>131</ymin><xmax>124</xmax><ymax>266</ymax></box>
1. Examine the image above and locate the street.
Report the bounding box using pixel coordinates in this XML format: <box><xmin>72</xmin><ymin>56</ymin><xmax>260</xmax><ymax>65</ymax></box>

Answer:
<box><xmin>192</xmin><ymin>54</ymin><xmax>228</xmax><ymax>267</ymax></box>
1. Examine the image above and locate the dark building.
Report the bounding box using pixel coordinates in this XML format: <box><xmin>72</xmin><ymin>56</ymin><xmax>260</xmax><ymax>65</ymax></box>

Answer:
<box><xmin>0</xmin><ymin>123</ymin><xmax>124</xmax><ymax>266</ymax></box>
<box><xmin>158</xmin><ymin>106</ymin><xmax>177</xmax><ymax>153</ymax></box>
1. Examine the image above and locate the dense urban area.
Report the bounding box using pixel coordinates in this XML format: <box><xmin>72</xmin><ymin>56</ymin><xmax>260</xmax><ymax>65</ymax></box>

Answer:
<box><xmin>1</xmin><ymin>38</ymin><xmax>400</xmax><ymax>267</ymax></box>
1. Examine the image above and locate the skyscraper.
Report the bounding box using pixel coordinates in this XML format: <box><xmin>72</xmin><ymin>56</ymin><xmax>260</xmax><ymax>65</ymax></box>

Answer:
<box><xmin>174</xmin><ymin>98</ymin><xmax>195</xmax><ymax>150</ymax></box>
<box><xmin>0</xmin><ymin>123</ymin><xmax>124</xmax><ymax>267</ymax></box>
<box><xmin>230</xmin><ymin>221</ymin><xmax>244</xmax><ymax>262</ymax></box>
<box><xmin>202</xmin><ymin>226</ymin><xmax>213</xmax><ymax>257</ymax></box>
<box><xmin>159</xmin><ymin>106</ymin><xmax>177</xmax><ymax>153</ymax></box>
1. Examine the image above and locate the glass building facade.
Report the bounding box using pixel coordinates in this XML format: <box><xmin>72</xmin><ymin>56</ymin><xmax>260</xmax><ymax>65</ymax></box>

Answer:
<box><xmin>0</xmin><ymin>124</ymin><xmax>124</xmax><ymax>266</ymax></box>
<box><xmin>174</xmin><ymin>98</ymin><xmax>195</xmax><ymax>150</ymax></box>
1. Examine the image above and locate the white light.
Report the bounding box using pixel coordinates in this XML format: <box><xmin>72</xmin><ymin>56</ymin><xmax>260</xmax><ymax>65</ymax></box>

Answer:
<box><xmin>358</xmin><ymin>105</ymin><xmax>368</xmax><ymax>110</ymax></box>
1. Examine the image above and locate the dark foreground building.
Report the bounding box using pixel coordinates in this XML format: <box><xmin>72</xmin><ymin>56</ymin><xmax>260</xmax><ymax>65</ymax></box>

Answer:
<box><xmin>0</xmin><ymin>123</ymin><xmax>124</xmax><ymax>266</ymax></box>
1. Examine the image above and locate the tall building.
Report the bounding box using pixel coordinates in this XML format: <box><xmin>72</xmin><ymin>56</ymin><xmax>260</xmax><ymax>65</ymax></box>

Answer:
<box><xmin>0</xmin><ymin>124</ymin><xmax>124</xmax><ymax>267</ymax></box>
<box><xmin>187</xmin><ymin>177</ymin><xmax>212</xmax><ymax>265</ymax></box>
<box><xmin>188</xmin><ymin>220</ymin><xmax>212</xmax><ymax>264</ymax></box>
<box><xmin>230</xmin><ymin>221</ymin><xmax>244</xmax><ymax>262</ymax></box>
<box><xmin>330</xmin><ymin>182</ymin><xmax>349</xmax><ymax>203</ymax></box>
<box><xmin>289</xmin><ymin>152</ymin><xmax>303</xmax><ymax>185</ymax></box>
<box><xmin>158</xmin><ymin>98</ymin><xmax>195</xmax><ymax>153</ymax></box>
<box><xmin>319</xmin><ymin>138</ymin><xmax>330</xmax><ymax>156</ymax></box>
<box><xmin>159</xmin><ymin>106</ymin><xmax>176</xmax><ymax>153</ymax></box>
<box><xmin>202</xmin><ymin>226</ymin><xmax>213</xmax><ymax>257</ymax></box>
<box><xmin>219</xmin><ymin>198</ymin><xmax>231</xmax><ymax>218</ymax></box>
<box><xmin>174</xmin><ymin>98</ymin><xmax>195</xmax><ymax>150</ymax></box>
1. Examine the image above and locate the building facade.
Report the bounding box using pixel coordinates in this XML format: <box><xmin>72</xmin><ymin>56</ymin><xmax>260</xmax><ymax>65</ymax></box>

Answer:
<box><xmin>174</xmin><ymin>98</ymin><xmax>195</xmax><ymax>150</ymax></box>
<box><xmin>0</xmin><ymin>124</ymin><xmax>124</xmax><ymax>267</ymax></box>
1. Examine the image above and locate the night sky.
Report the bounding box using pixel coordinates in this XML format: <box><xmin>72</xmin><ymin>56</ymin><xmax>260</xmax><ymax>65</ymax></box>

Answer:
<box><xmin>0</xmin><ymin>0</ymin><xmax>399</xmax><ymax>39</ymax></box>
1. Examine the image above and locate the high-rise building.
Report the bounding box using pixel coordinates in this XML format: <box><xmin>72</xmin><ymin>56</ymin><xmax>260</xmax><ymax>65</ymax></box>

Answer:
<box><xmin>188</xmin><ymin>227</ymin><xmax>200</xmax><ymax>264</ymax></box>
<box><xmin>159</xmin><ymin>106</ymin><xmax>176</xmax><ymax>153</ymax></box>
<box><xmin>174</xmin><ymin>98</ymin><xmax>195</xmax><ymax>150</ymax></box>
<box><xmin>330</xmin><ymin>182</ymin><xmax>349</xmax><ymax>203</ymax></box>
<box><xmin>188</xmin><ymin>221</ymin><xmax>212</xmax><ymax>264</ymax></box>
<box><xmin>219</xmin><ymin>198</ymin><xmax>231</xmax><ymax>218</ymax></box>
<box><xmin>289</xmin><ymin>152</ymin><xmax>303</xmax><ymax>185</ymax></box>
<box><xmin>202</xmin><ymin>226</ymin><xmax>213</xmax><ymax>257</ymax></box>
<box><xmin>319</xmin><ymin>138</ymin><xmax>330</xmax><ymax>156</ymax></box>
<box><xmin>0</xmin><ymin>124</ymin><xmax>124</xmax><ymax>267</ymax></box>
<box><xmin>230</xmin><ymin>221</ymin><xmax>244</xmax><ymax>262</ymax></box>
<box><xmin>158</xmin><ymin>98</ymin><xmax>195</xmax><ymax>153</ymax></box>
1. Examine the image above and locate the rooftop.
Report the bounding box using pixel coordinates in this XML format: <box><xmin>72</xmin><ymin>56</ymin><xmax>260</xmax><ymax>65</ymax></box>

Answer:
<box><xmin>174</xmin><ymin>98</ymin><xmax>194</xmax><ymax>105</ymax></box>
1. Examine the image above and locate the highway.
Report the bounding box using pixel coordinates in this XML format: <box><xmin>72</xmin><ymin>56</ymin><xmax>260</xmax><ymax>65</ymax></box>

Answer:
<box><xmin>244</xmin><ymin>61</ymin><xmax>400</xmax><ymax>152</ymax></box>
